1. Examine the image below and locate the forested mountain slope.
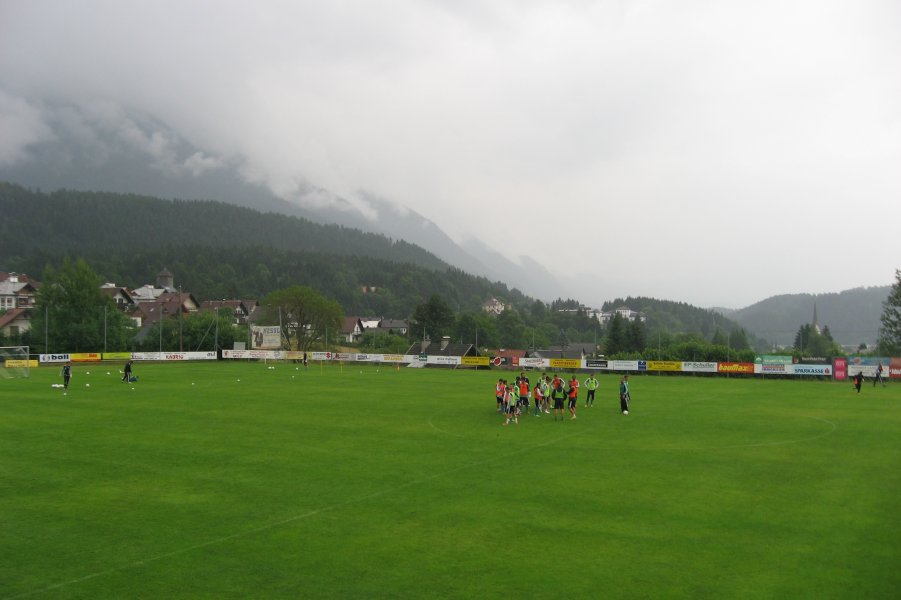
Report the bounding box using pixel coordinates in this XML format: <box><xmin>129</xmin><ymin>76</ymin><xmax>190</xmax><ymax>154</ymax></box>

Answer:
<box><xmin>0</xmin><ymin>183</ymin><xmax>445</xmax><ymax>271</ymax></box>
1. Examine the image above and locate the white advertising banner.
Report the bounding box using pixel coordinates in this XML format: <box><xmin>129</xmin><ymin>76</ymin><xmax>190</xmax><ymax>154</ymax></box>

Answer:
<box><xmin>789</xmin><ymin>364</ymin><xmax>833</xmax><ymax>376</ymax></box>
<box><xmin>132</xmin><ymin>352</ymin><xmax>163</xmax><ymax>361</ymax></box>
<box><xmin>519</xmin><ymin>357</ymin><xmax>548</xmax><ymax>369</ymax></box>
<box><xmin>222</xmin><ymin>349</ymin><xmax>284</xmax><ymax>360</ymax></box>
<box><xmin>427</xmin><ymin>355</ymin><xmax>461</xmax><ymax>366</ymax></box>
<box><xmin>251</xmin><ymin>326</ymin><xmax>282</xmax><ymax>350</ymax></box>
<box><xmin>39</xmin><ymin>353</ymin><xmax>71</xmax><ymax>363</ymax></box>
<box><xmin>612</xmin><ymin>360</ymin><xmax>639</xmax><ymax>371</ymax></box>
<box><xmin>757</xmin><ymin>363</ymin><xmax>789</xmax><ymax>375</ymax></box>
<box><xmin>157</xmin><ymin>352</ymin><xmax>217</xmax><ymax>361</ymax></box>
<box><xmin>682</xmin><ymin>361</ymin><xmax>718</xmax><ymax>373</ymax></box>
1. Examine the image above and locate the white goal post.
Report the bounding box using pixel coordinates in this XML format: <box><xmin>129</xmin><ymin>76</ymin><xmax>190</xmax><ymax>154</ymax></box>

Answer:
<box><xmin>0</xmin><ymin>346</ymin><xmax>31</xmax><ymax>379</ymax></box>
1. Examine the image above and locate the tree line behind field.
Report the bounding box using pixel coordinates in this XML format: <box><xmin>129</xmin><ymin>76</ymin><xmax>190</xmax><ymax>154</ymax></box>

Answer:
<box><xmin>0</xmin><ymin>182</ymin><xmax>837</xmax><ymax>358</ymax></box>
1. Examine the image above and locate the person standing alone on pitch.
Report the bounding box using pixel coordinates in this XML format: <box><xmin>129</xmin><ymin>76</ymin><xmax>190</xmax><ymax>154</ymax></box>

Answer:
<box><xmin>853</xmin><ymin>371</ymin><xmax>863</xmax><ymax>393</ymax></box>
<box><xmin>584</xmin><ymin>373</ymin><xmax>599</xmax><ymax>407</ymax></box>
<box><xmin>620</xmin><ymin>375</ymin><xmax>630</xmax><ymax>414</ymax></box>
<box><xmin>874</xmin><ymin>363</ymin><xmax>886</xmax><ymax>387</ymax></box>
<box><xmin>62</xmin><ymin>361</ymin><xmax>71</xmax><ymax>390</ymax></box>
<box><xmin>121</xmin><ymin>360</ymin><xmax>133</xmax><ymax>383</ymax></box>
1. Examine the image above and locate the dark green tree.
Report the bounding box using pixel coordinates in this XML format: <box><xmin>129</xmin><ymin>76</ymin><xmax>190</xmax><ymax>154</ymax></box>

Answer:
<box><xmin>259</xmin><ymin>285</ymin><xmax>343</xmax><ymax>350</ymax></box>
<box><xmin>409</xmin><ymin>295</ymin><xmax>456</xmax><ymax>342</ymax></box>
<box><xmin>497</xmin><ymin>308</ymin><xmax>528</xmax><ymax>349</ymax></box>
<box><xmin>177</xmin><ymin>309</ymin><xmax>242</xmax><ymax>352</ymax></box>
<box><xmin>711</xmin><ymin>329</ymin><xmax>728</xmax><ymax>346</ymax></box>
<box><xmin>453</xmin><ymin>312</ymin><xmax>497</xmax><ymax>349</ymax></box>
<box><xmin>728</xmin><ymin>328</ymin><xmax>751</xmax><ymax>351</ymax></box>
<box><xmin>28</xmin><ymin>258</ymin><xmax>135</xmax><ymax>352</ymax></box>
<box><xmin>604</xmin><ymin>313</ymin><xmax>628</xmax><ymax>355</ymax></box>
<box><xmin>357</xmin><ymin>330</ymin><xmax>410</xmax><ymax>354</ymax></box>
<box><xmin>878</xmin><ymin>269</ymin><xmax>901</xmax><ymax>355</ymax></box>
<box><xmin>626</xmin><ymin>318</ymin><xmax>647</xmax><ymax>353</ymax></box>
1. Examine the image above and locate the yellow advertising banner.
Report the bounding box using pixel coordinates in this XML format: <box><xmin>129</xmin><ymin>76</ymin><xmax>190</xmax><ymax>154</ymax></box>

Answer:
<box><xmin>285</xmin><ymin>351</ymin><xmax>305</xmax><ymax>360</ymax></box>
<box><xmin>102</xmin><ymin>352</ymin><xmax>132</xmax><ymax>360</ymax></box>
<box><xmin>549</xmin><ymin>358</ymin><xmax>581</xmax><ymax>370</ymax></box>
<box><xmin>648</xmin><ymin>361</ymin><xmax>682</xmax><ymax>372</ymax></box>
<box><xmin>5</xmin><ymin>359</ymin><xmax>38</xmax><ymax>368</ymax></box>
<box><xmin>461</xmin><ymin>356</ymin><xmax>490</xmax><ymax>366</ymax></box>
<box><xmin>70</xmin><ymin>353</ymin><xmax>101</xmax><ymax>363</ymax></box>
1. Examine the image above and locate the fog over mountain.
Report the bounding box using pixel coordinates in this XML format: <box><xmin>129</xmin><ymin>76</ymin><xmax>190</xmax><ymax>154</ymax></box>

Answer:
<box><xmin>0</xmin><ymin>106</ymin><xmax>558</xmax><ymax>300</ymax></box>
<box><xmin>2</xmin><ymin>1</ymin><xmax>898</xmax><ymax>309</ymax></box>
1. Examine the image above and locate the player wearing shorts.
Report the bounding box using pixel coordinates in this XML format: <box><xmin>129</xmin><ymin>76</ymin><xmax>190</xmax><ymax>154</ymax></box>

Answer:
<box><xmin>551</xmin><ymin>380</ymin><xmax>566</xmax><ymax>421</ymax></box>
<box><xmin>567</xmin><ymin>376</ymin><xmax>579</xmax><ymax>419</ymax></box>
<box><xmin>584</xmin><ymin>374</ymin><xmax>599</xmax><ymax>407</ymax></box>
<box><xmin>503</xmin><ymin>384</ymin><xmax>519</xmax><ymax>425</ymax></box>
<box><xmin>496</xmin><ymin>378</ymin><xmax>505</xmax><ymax>412</ymax></box>
<box><xmin>518</xmin><ymin>377</ymin><xmax>530</xmax><ymax>411</ymax></box>
<box><xmin>532</xmin><ymin>381</ymin><xmax>544</xmax><ymax>416</ymax></box>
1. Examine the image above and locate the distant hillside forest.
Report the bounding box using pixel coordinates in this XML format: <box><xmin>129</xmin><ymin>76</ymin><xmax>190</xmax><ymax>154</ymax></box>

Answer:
<box><xmin>725</xmin><ymin>288</ymin><xmax>890</xmax><ymax>347</ymax></box>
<box><xmin>1</xmin><ymin>182</ymin><xmax>758</xmax><ymax>353</ymax></box>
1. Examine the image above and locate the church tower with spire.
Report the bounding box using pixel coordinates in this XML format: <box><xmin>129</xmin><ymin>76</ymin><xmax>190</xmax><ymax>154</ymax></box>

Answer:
<box><xmin>812</xmin><ymin>301</ymin><xmax>822</xmax><ymax>334</ymax></box>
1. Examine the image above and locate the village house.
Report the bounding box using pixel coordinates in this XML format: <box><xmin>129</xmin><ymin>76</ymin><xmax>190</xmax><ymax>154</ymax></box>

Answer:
<box><xmin>200</xmin><ymin>300</ymin><xmax>253</xmax><ymax>325</ymax></box>
<box><xmin>481</xmin><ymin>297</ymin><xmax>505</xmax><ymax>315</ymax></box>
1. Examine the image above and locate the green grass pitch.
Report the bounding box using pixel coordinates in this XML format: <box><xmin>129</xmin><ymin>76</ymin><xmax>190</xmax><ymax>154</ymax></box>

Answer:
<box><xmin>2</xmin><ymin>362</ymin><xmax>900</xmax><ymax>599</ymax></box>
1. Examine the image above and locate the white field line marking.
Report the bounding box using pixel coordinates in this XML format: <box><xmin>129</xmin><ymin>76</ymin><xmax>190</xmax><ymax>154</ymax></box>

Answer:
<box><xmin>4</xmin><ymin>429</ymin><xmax>584</xmax><ymax>600</ymax></box>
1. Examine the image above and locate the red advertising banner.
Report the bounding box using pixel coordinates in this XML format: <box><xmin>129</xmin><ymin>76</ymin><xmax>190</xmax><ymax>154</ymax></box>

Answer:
<box><xmin>717</xmin><ymin>362</ymin><xmax>754</xmax><ymax>374</ymax></box>
<box><xmin>833</xmin><ymin>357</ymin><xmax>847</xmax><ymax>381</ymax></box>
<box><xmin>891</xmin><ymin>357</ymin><xmax>901</xmax><ymax>379</ymax></box>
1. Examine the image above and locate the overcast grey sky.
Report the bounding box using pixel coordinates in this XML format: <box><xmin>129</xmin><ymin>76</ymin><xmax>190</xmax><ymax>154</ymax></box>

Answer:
<box><xmin>1</xmin><ymin>0</ymin><xmax>899</xmax><ymax>307</ymax></box>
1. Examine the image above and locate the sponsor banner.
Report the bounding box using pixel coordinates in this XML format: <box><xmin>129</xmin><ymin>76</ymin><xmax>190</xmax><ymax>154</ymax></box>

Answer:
<box><xmin>428</xmin><ymin>355</ymin><xmax>461</xmax><ymax>366</ymax></box>
<box><xmin>847</xmin><ymin>357</ymin><xmax>889</xmax><ymax>378</ymax></box>
<box><xmin>333</xmin><ymin>352</ymin><xmax>353</xmax><ymax>361</ymax></box>
<box><xmin>102</xmin><ymin>352</ymin><xmax>132</xmax><ymax>360</ymax></box>
<box><xmin>759</xmin><ymin>363</ymin><xmax>788</xmax><ymax>374</ymax></box>
<box><xmin>718</xmin><ymin>362</ymin><xmax>754</xmax><ymax>374</ymax></box>
<box><xmin>310</xmin><ymin>352</ymin><xmax>334</xmax><ymax>361</ymax></box>
<box><xmin>638</xmin><ymin>360</ymin><xmax>648</xmax><ymax>371</ymax></box>
<box><xmin>132</xmin><ymin>352</ymin><xmax>163</xmax><ymax>361</ymax></box>
<box><xmin>160</xmin><ymin>352</ymin><xmax>217</xmax><ymax>361</ymax></box>
<box><xmin>39</xmin><ymin>353</ymin><xmax>71</xmax><ymax>363</ymax></box>
<box><xmin>222</xmin><ymin>350</ymin><xmax>284</xmax><ymax>360</ymax></box>
<box><xmin>612</xmin><ymin>360</ymin><xmax>639</xmax><ymax>371</ymax></box>
<box><xmin>891</xmin><ymin>357</ymin><xmax>901</xmax><ymax>379</ymax></box>
<box><xmin>4</xmin><ymin>359</ymin><xmax>38</xmax><ymax>368</ymax></box>
<box><xmin>847</xmin><ymin>356</ymin><xmax>887</xmax><ymax>367</ymax></box>
<box><xmin>549</xmin><ymin>358</ymin><xmax>581</xmax><ymax>370</ymax></box>
<box><xmin>791</xmin><ymin>364</ymin><xmax>832</xmax><ymax>376</ymax></box>
<box><xmin>251</xmin><ymin>325</ymin><xmax>282</xmax><ymax>350</ymax></box>
<box><xmin>756</xmin><ymin>355</ymin><xmax>793</xmax><ymax>365</ymax></box>
<box><xmin>491</xmin><ymin>356</ymin><xmax>504</xmax><ymax>366</ymax></box>
<box><xmin>70</xmin><ymin>353</ymin><xmax>101</xmax><ymax>363</ymax></box>
<box><xmin>682</xmin><ymin>361</ymin><xmax>718</xmax><ymax>373</ymax></box>
<box><xmin>648</xmin><ymin>360</ymin><xmax>682</xmax><ymax>372</ymax></box>
<box><xmin>382</xmin><ymin>354</ymin><xmax>405</xmax><ymax>363</ymax></box>
<box><xmin>796</xmin><ymin>356</ymin><xmax>831</xmax><ymax>365</ymax></box>
<box><xmin>519</xmin><ymin>357</ymin><xmax>548</xmax><ymax>369</ymax></box>
<box><xmin>285</xmin><ymin>351</ymin><xmax>306</xmax><ymax>360</ymax></box>
<box><xmin>461</xmin><ymin>356</ymin><xmax>490</xmax><ymax>366</ymax></box>
<box><xmin>833</xmin><ymin>357</ymin><xmax>847</xmax><ymax>381</ymax></box>
<box><xmin>585</xmin><ymin>359</ymin><xmax>609</xmax><ymax>370</ymax></box>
